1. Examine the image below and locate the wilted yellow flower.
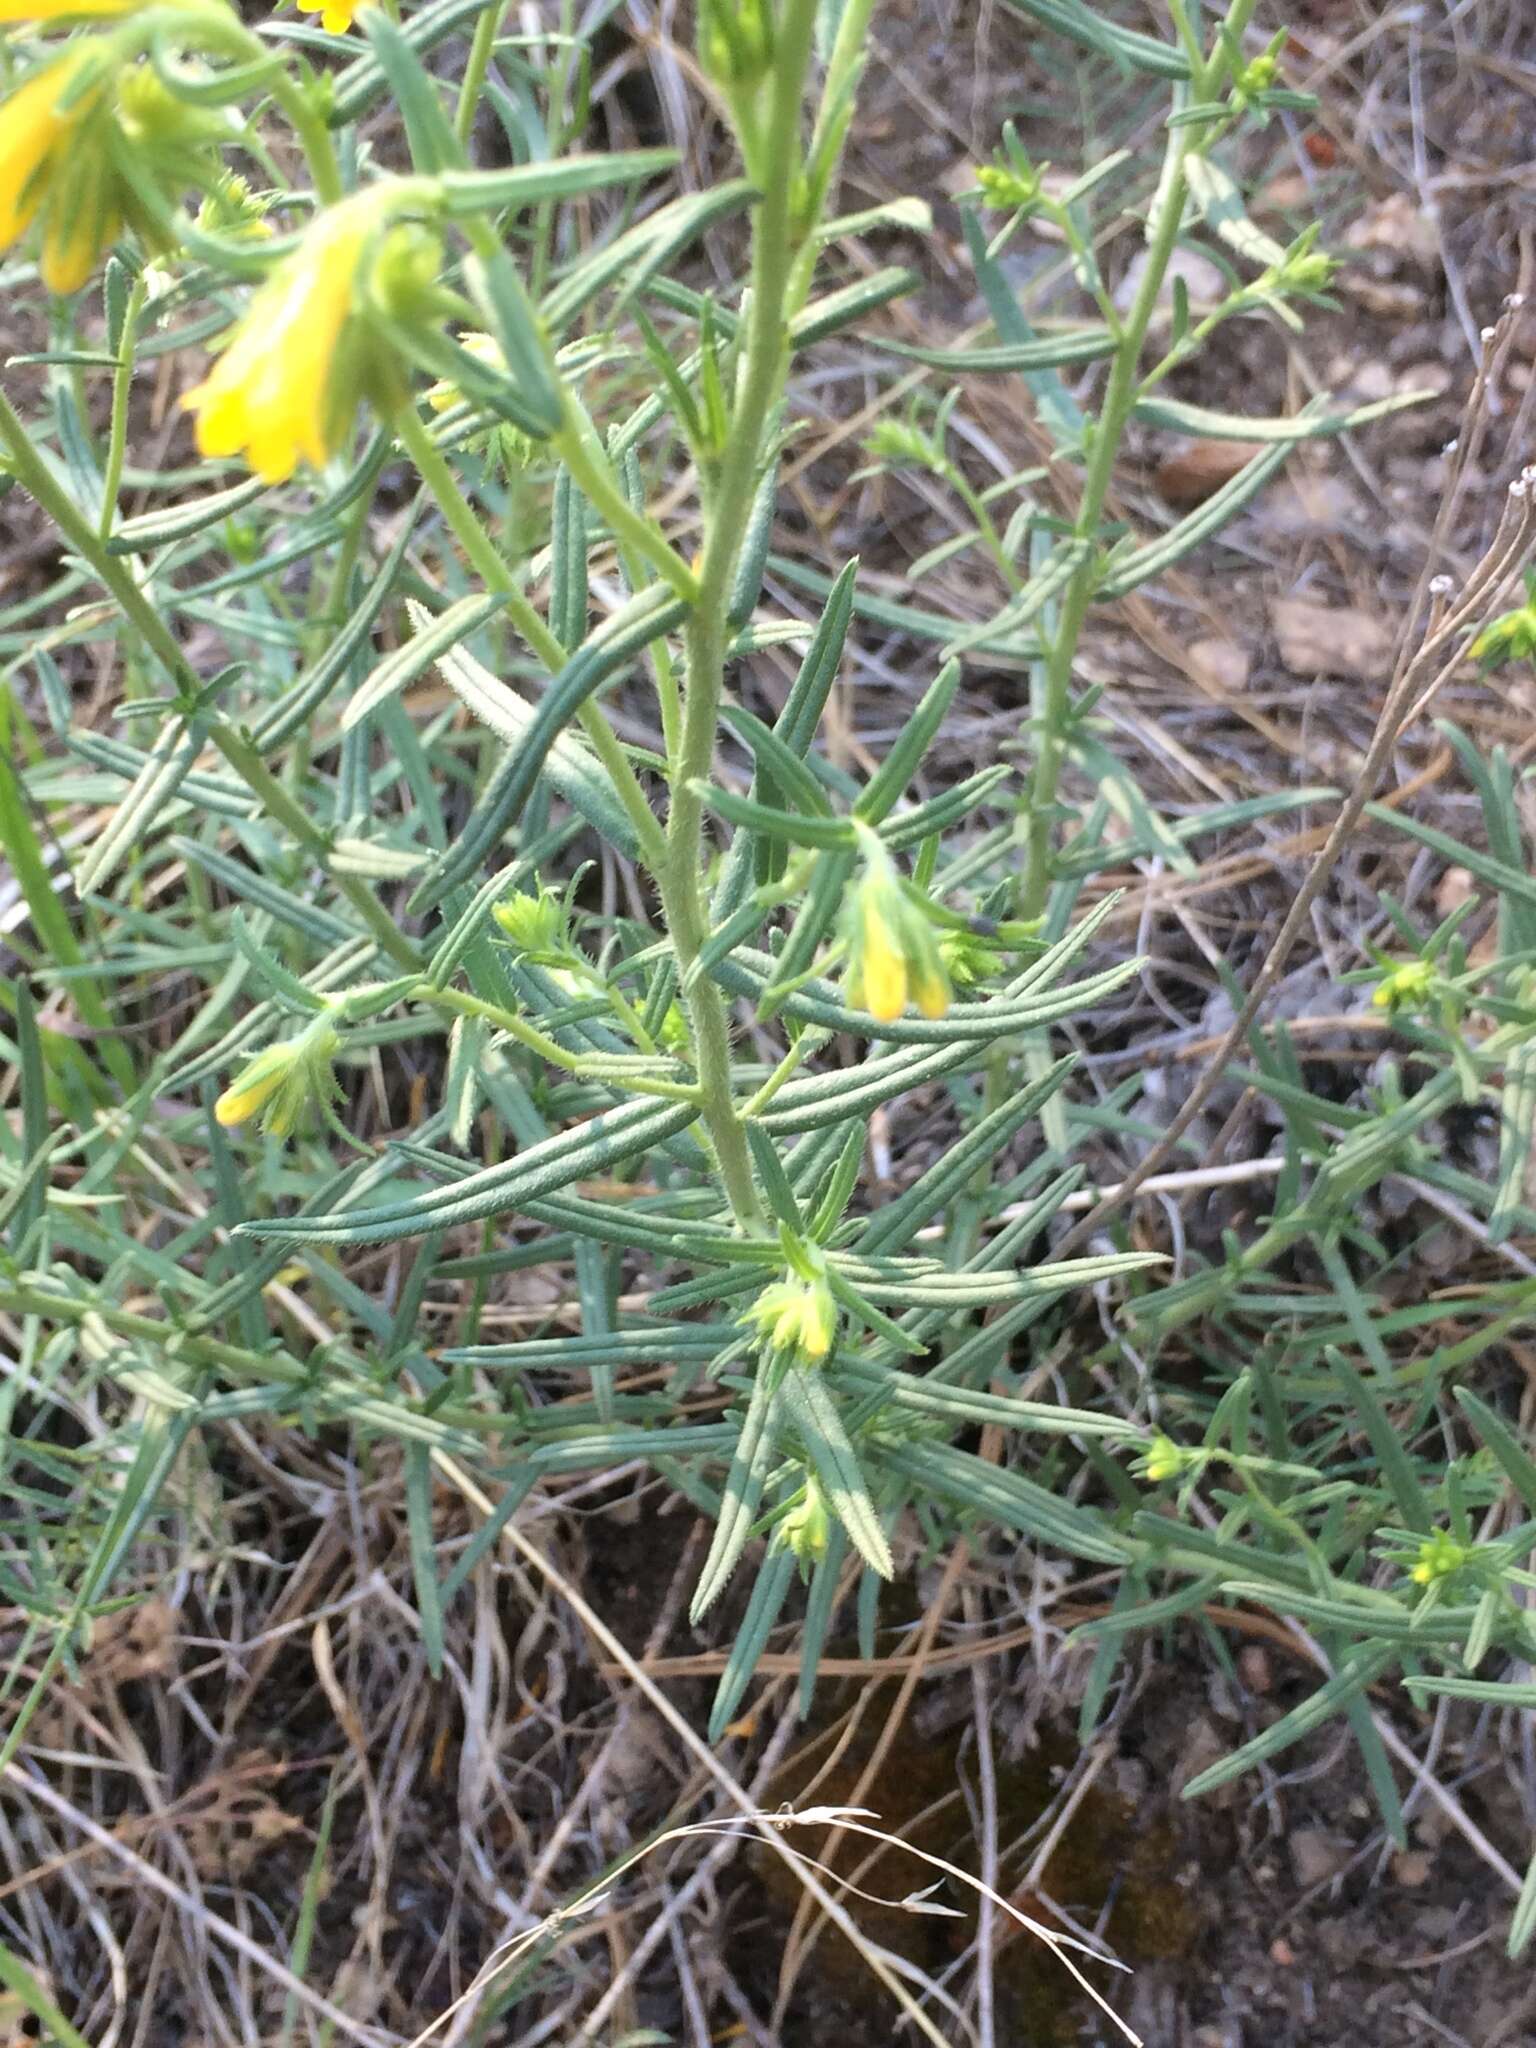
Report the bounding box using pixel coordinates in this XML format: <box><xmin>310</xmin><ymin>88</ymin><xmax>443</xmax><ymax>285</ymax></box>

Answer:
<box><xmin>742</xmin><ymin>1274</ymin><xmax>838</xmax><ymax>1366</ymax></box>
<box><xmin>298</xmin><ymin>0</ymin><xmax>371</xmax><ymax>32</ymax></box>
<box><xmin>0</xmin><ymin>48</ymin><xmax>115</xmax><ymax>294</ymax></box>
<box><xmin>184</xmin><ymin>194</ymin><xmax>381</xmax><ymax>482</ymax></box>
<box><xmin>844</xmin><ymin>833</ymin><xmax>949</xmax><ymax>1025</ymax></box>
<box><xmin>215</xmin><ymin>1015</ymin><xmax>341</xmax><ymax>1137</ymax></box>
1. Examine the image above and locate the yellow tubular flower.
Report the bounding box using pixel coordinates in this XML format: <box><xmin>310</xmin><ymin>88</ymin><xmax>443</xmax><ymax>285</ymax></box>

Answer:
<box><xmin>183</xmin><ymin>196</ymin><xmax>376</xmax><ymax>483</ymax></box>
<box><xmin>845</xmin><ymin>830</ymin><xmax>951</xmax><ymax>1025</ymax></box>
<box><xmin>214</xmin><ymin>1016</ymin><xmax>341</xmax><ymax>1136</ymax></box>
<box><xmin>858</xmin><ymin>890</ymin><xmax>907</xmax><ymax>1024</ymax></box>
<box><xmin>0</xmin><ymin>51</ymin><xmax>105</xmax><ymax>279</ymax></box>
<box><xmin>298</xmin><ymin>0</ymin><xmax>372</xmax><ymax>32</ymax></box>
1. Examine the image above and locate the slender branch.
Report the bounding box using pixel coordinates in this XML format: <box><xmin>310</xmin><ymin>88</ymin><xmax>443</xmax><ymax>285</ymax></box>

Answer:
<box><xmin>394</xmin><ymin>403</ymin><xmax>669</xmax><ymax>873</ymax></box>
<box><xmin>656</xmin><ymin>0</ymin><xmax>825</xmax><ymax>1233</ymax></box>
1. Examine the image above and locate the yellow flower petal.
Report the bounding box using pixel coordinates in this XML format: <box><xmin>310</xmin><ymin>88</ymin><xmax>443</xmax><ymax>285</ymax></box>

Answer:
<box><xmin>859</xmin><ymin>898</ymin><xmax>906</xmax><ymax>1022</ymax></box>
<box><xmin>912</xmin><ymin>964</ymin><xmax>949</xmax><ymax>1021</ymax></box>
<box><xmin>214</xmin><ymin>1073</ymin><xmax>282</xmax><ymax>1126</ymax></box>
<box><xmin>0</xmin><ymin>52</ymin><xmax>94</xmax><ymax>253</ymax></box>
<box><xmin>0</xmin><ymin>0</ymin><xmax>134</xmax><ymax>15</ymax></box>
<box><xmin>40</xmin><ymin>200</ymin><xmax>113</xmax><ymax>293</ymax></box>
<box><xmin>39</xmin><ymin>138</ymin><xmax>115</xmax><ymax>294</ymax></box>
<box><xmin>298</xmin><ymin>0</ymin><xmax>371</xmax><ymax>29</ymax></box>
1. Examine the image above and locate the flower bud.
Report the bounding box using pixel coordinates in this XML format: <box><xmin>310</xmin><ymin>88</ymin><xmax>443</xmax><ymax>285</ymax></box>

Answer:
<box><xmin>492</xmin><ymin>883</ymin><xmax>568</xmax><ymax>958</ymax></box>
<box><xmin>697</xmin><ymin>0</ymin><xmax>774</xmax><ymax>86</ymax></box>
<box><xmin>214</xmin><ymin>1013</ymin><xmax>342</xmax><ymax>1137</ymax></box>
<box><xmin>1409</xmin><ymin>1529</ymin><xmax>1468</xmax><ymax>1586</ymax></box>
<box><xmin>864</xmin><ymin>415</ymin><xmax>945</xmax><ymax>475</ymax></box>
<box><xmin>1371</xmin><ymin>958</ymin><xmax>1434</xmax><ymax>1014</ymax></box>
<box><xmin>742</xmin><ymin>1273</ymin><xmax>838</xmax><ymax>1368</ymax></box>
<box><xmin>975</xmin><ymin>157</ymin><xmax>1043</xmax><ymax>212</ymax></box>
<box><xmin>1138</xmin><ymin>1433</ymin><xmax>1194</xmax><ymax>1484</ymax></box>
<box><xmin>777</xmin><ymin>1475</ymin><xmax>832</xmax><ymax>1574</ymax></box>
<box><xmin>1470</xmin><ymin>576</ymin><xmax>1536</xmax><ymax>669</ymax></box>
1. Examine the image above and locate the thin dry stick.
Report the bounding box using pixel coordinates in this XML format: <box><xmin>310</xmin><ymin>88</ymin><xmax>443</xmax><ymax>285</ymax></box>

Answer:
<box><xmin>568</xmin><ymin>1700</ymin><xmax>810</xmax><ymax>2047</ymax></box>
<box><xmin>1051</xmin><ymin>302</ymin><xmax>1535</xmax><ymax>1264</ymax></box>
<box><xmin>966</xmin><ymin>1584</ymin><xmax>999</xmax><ymax>2048</ymax></box>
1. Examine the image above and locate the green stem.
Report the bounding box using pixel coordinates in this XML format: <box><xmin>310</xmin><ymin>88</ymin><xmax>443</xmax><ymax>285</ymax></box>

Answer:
<box><xmin>453</xmin><ymin>215</ymin><xmax>698</xmax><ymax>605</ymax></box>
<box><xmin>266</xmin><ymin>66</ymin><xmax>344</xmax><ymax>205</ymax></box>
<box><xmin>528</xmin><ymin>0</ymin><xmax>578</xmax><ymax>296</ymax></box>
<box><xmin>418</xmin><ymin>984</ymin><xmax>701</xmax><ymax>1101</ymax></box>
<box><xmin>0</xmin><ymin>385</ymin><xmax>192</xmax><ymax>686</ymax></box>
<box><xmin>1015</xmin><ymin>120</ymin><xmax>1196</xmax><ymax>922</ymax></box>
<box><xmin>944</xmin><ymin>461</ymin><xmax>1025</xmax><ymax>593</ymax></box>
<box><xmin>454</xmin><ymin>0</ymin><xmax>504</xmax><ymax>149</ymax></box>
<box><xmin>658</xmin><ymin>0</ymin><xmax>824</xmax><ymax>1235</ymax></box>
<box><xmin>393</xmin><ymin>403</ymin><xmax>669</xmax><ymax>874</ymax></box>
<box><xmin>98</xmin><ymin>274</ymin><xmax>146</xmax><ymax>543</ymax></box>
<box><xmin>396</xmin><ymin>403</ymin><xmax>563</xmax><ymax>663</ymax></box>
<box><xmin>208</xmin><ymin>724</ymin><xmax>422</xmax><ymax>971</ymax></box>
<box><xmin>553</xmin><ymin>397</ymin><xmax>700</xmax><ymax>604</ymax></box>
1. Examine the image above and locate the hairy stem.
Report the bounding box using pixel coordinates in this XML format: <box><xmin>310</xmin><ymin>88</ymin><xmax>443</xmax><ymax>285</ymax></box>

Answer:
<box><xmin>658</xmin><ymin>0</ymin><xmax>824</xmax><ymax>1233</ymax></box>
<box><xmin>394</xmin><ymin>403</ymin><xmax>668</xmax><ymax>874</ymax></box>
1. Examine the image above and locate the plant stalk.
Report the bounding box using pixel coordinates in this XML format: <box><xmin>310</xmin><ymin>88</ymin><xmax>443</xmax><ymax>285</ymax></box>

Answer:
<box><xmin>658</xmin><ymin>0</ymin><xmax>824</xmax><ymax>1234</ymax></box>
<box><xmin>1015</xmin><ymin>120</ymin><xmax>1197</xmax><ymax>922</ymax></box>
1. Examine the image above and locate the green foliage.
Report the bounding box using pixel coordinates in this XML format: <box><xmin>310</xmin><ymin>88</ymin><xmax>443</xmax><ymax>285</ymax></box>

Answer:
<box><xmin>2</xmin><ymin>0</ymin><xmax>1536</xmax><ymax>2006</ymax></box>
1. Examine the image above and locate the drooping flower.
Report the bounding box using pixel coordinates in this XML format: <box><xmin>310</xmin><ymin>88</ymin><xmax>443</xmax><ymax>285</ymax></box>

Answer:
<box><xmin>183</xmin><ymin>192</ymin><xmax>388</xmax><ymax>482</ymax></box>
<box><xmin>0</xmin><ymin>47</ymin><xmax>114</xmax><ymax>294</ymax></box>
<box><xmin>0</xmin><ymin>42</ymin><xmax>233</xmax><ymax>293</ymax></box>
<box><xmin>214</xmin><ymin>1013</ymin><xmax>342</xmax><ymax>1137</ymax></box>
<box><xmin>843</xmin><ymin>828</ymin><xmax>949</xmax><ymax>1025</ymax></box>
